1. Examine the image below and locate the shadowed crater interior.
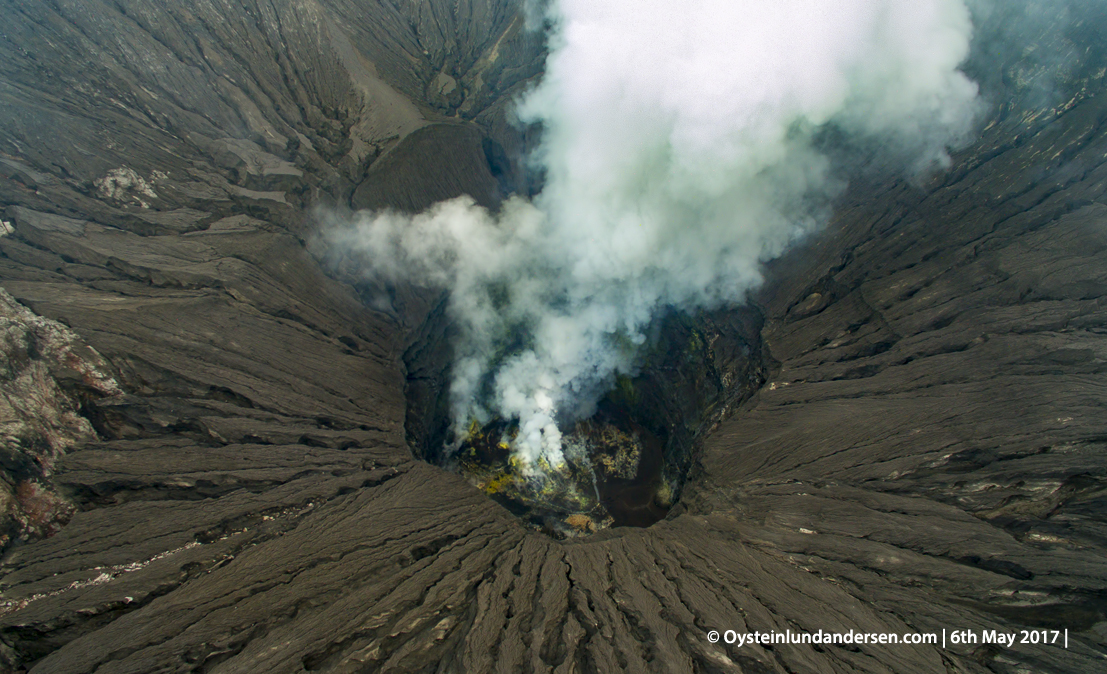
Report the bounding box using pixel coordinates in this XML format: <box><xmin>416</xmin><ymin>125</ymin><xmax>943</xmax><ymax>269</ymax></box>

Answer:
<box><xmin>402</xmin><ymin>304</ymin><xmax>769</xmax><ymax>537</ymax></box>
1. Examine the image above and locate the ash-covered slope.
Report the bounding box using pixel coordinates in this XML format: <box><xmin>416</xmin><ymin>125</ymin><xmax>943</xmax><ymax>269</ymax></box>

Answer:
<box><xmin>0</xmin><ymin>0</ymin><xmax>1105</xmax><ymax>672</ymax></box>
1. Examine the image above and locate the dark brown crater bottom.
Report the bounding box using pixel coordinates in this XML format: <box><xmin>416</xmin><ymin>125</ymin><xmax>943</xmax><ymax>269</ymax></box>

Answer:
<box><xmin>402</xmin><ymin>308</ymin><xmax>768</xmax><ymax>538</ymax></box>
<box><xmin>452</xmin><ymin>400</ymin><xmax>671</xmax><ymax>537</ymax></box>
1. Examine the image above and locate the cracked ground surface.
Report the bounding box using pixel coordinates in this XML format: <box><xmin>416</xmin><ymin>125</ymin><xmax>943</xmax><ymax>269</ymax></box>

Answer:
<box><xmin>0</xmin><ymin>0</ymin><xmax>1106</xmax><ymax>671</ymax></box>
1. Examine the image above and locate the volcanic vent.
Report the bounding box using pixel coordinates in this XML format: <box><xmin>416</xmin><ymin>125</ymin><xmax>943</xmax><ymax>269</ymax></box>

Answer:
<box><xmin>402</xmin><ymin>305</ymin><xmax>769</xmax><ymax>537</ymax></box>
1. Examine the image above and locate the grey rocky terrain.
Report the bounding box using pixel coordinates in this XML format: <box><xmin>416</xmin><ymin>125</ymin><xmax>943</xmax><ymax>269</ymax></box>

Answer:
<box><xmin>0</xmin><ymin>0</ymin><xmax>1105</xmax><ymax>672</ymax></box>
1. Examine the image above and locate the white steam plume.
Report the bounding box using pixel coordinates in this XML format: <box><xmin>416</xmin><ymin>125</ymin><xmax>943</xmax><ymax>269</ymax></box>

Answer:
<box><xmin>328</xmin><ymin>0</ymin><xmax>981</xmax><ymax>472</ymax></box>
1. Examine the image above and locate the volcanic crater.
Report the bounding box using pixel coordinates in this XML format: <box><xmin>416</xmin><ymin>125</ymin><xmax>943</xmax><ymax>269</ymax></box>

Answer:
<box><xmin>0</xmin><ymin>1</ymin><xmax>1105</xmax><ymax>672</ymax></box>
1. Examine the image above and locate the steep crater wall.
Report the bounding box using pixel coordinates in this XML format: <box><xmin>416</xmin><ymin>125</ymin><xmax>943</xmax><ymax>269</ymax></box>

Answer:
<box><xmin>0</xmin><ymin>2</ymin><xmax>1106</xmax><ymax>672</ymax></box>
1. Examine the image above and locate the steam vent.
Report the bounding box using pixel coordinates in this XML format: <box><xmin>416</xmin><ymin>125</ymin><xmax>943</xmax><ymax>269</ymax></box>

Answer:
<box><xmin>2</xmin><ymin>0</ymin><xmax>1107</xmax><ymax>672</ymax></box>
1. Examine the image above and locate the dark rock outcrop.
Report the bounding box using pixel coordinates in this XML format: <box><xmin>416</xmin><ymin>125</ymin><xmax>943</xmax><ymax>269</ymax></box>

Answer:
<box><xmin>0</xmin><ymin>288</ymin><xmax>120</xmax><ymax>551</ymax></box>
<box><xmin>0</xmin><ymin>1</ymin><xmax>1104</xmax><ymax>673</ymax></box>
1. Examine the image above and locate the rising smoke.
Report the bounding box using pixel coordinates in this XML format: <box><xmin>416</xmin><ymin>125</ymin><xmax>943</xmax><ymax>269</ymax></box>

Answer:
<box><xmin>327</xmin><ymin>0</ymin><xmax>983</xmax><ymax>472</ymax></box>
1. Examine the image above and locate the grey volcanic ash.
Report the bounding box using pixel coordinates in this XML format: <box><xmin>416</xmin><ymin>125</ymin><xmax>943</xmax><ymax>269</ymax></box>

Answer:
<box><xmin>0</xmin><ymin>0</ymin><xmax>1105</xmax><ymax>672</ymax></box>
